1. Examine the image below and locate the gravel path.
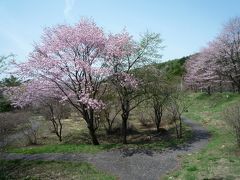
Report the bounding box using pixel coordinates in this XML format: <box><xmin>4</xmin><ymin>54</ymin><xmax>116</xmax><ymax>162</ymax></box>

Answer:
<box><xmin>0</xmin><ymin>117</ymin><xmax>210</xmax><ymax>180</ymax></box>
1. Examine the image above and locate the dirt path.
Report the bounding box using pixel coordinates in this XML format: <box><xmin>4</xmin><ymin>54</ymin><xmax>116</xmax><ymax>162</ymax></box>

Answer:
<box><xmin>0</xmin><ymin>117</ymin><xmax>210</xmax><ymax>180</ymax></box>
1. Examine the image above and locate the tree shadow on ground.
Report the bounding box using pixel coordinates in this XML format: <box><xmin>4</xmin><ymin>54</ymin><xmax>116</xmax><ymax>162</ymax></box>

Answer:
<box><xmin>61</xmin><ymin>121</ymin><xmax>199</xmax><ymax>156</ymax></box>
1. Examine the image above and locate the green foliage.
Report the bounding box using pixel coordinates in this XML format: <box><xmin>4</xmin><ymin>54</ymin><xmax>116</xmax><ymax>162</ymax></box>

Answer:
<box><xmin>0</xmin><ymin>96</ymin><xmax>11</xmax><ymax>112</ymax></box>
<box><xmin>139</xmin><ymin>31</ymin><xmax>164</xmax><ymax>63</ymax></box>
<box><xmin>0</xmin><ymin>54</ymin><xmax>14</xmax><ymax>73</ymax></box>
<box><xmin>155</xmin><ymin>56</ymin><xmax>189</xmax><ymax>81</ymax></box>
<box><xmin>0</xmin><ymin>75</ymin><xmax>21</xmax><ymax>87</ymax></box>
<box><xmin>0</xmin><ymin>75</ymin><xmax>21</xmax><ymax>112</ymax></box>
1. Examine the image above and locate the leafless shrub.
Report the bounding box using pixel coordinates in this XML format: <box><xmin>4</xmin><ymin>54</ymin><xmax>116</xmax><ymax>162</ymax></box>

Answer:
<box><xmin>139</xmin><ymin>112</ymin><xmax>152</xmax><ymax>127</ymax></box>
<box><xmin>167</xmin><ymin>91</ymin><xmax>190</xmax><ymax>138</ymax></box>
<box><xmin>224</xmin><ymin>103</ymin><xmax>240</xmax><ymax>148</ymax></box>
<box><xmin>0</xmin><ymin>111</ymin><xmax>32</xmax><ymax>150</ymax></box>
<box><xmin>23</xmin><ymin>119</ymin><xmax>40</xmax><ymax>145</ymax></box>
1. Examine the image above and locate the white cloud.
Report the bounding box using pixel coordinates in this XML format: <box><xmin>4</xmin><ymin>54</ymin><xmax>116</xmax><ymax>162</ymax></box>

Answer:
<box><xmin>64</xmin><ymin>0</ymin><xmax>76</xmax><ymax>21</ymax></box>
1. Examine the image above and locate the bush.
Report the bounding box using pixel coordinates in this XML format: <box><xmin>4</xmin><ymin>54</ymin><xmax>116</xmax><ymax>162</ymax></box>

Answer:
<box><xmin>224</xmin><ymin>103</ymin><xmax>240</xmax><ymax>147</ymax></box>
<box><xmin>23</xmin><ymin>119</ymin><xmax>40</xmax><ymax>145</ymax></box>
<box><xmin>0</xmin><ymin>97</ymin><xmax>11</xmax><ymax>112</ymax></box>
<box><xmin>0</xmin><ymin>111</ymin><xmax>32</xmax><ymax>150</ymax></box>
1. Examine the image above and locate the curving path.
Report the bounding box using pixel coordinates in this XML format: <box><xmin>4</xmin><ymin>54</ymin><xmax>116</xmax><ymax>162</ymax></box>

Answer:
<box><xmin>0</xmin><ymin>117</ymin><xmax>210</xmax><ymax>180</ymax></box>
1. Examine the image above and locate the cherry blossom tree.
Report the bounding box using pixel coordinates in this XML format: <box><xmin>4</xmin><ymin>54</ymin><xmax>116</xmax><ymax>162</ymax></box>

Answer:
<box><xmin>185</xmin><ymin>17</ymin><xmax>240</xmax><ymax>93</ymax></box>
<box><xmin>12</xmin><ymin>18</ymin><xmax>163</xmax><ymax>145</ymax></box>
<box><xmin>213</xmin><ymin>17</ymin><xmax>240</xmax><ymax>92</ymax></box>
<box><xmin>14</xmin><ymin>19</ymin><xmax>111</xmax><ymax>145</ymax></box>
<box><xmin>184</xmin><ymin>50</ymin><xmax>220</xmax><ymax>95</ymax></box>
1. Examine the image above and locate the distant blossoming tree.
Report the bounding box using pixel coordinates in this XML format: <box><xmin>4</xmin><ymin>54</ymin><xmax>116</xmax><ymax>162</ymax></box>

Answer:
<box><xmin>185</xmin><ymin>17</ymin><xmax>240</xmax><ymax>93</ymax></box>
<box><xmin>213</xmin><ymin>17</ymin><xmax>240</xmax><ymax>92</ymax></box>
<box><xmin>184</xmin><ymin>50</ymin><xmax>220</xmax><ymax>95</ymax></box>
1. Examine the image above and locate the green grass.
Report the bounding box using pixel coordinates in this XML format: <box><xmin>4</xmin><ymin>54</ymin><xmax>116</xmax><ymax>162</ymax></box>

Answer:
<box><xmin>0</xmin><ymin>159</ymin><xmax>115</xmax><ymax>180</ymax></box>
<box><xmin>165</xmin><ymin>92</ymin><xmax>240</xmax><ymax>180</ymax></box>
<box><xmin>6</xmin><ymin>143</ymin><xmax>120</xmax><ymax>154</ymax></box>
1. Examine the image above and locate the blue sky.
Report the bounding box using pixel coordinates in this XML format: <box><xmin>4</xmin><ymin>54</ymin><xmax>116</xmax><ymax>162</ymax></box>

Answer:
<box><xmin>1</xmin><ymin>0</ymin><xmax>240</xmax><ymax>62</ymax></box>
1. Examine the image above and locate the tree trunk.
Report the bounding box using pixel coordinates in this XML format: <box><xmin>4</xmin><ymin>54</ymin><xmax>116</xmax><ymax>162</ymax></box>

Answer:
<box><xmin>83</xmin><ymin>108</ymin><xmax>100</xmax><ymax>145</ymax></box>
<box><xmin>154</xmin><ymin>104</ymin><xmax>163</xmax><ymax>133</ymax></box>
<box><xmin>49</xmin><ymin>106</ymin><xmax>63</xmax><ymax>142</ymax></box>
<box><xmin>179</xmin><ymin>116</ymin><xmax>183</xmax><ymax>138</ymax></box>
<box><xmin>156</xmin><ymin>121</ymin><xmax>160</xmax><ymax>132</ymax></box>
<box><xmin>54</xmin><ymin>129</ymin><xmax>62</xmax><ymax>142</ymax></box>
<box><xmin>106</xmin><ymin>125</ymin><xmax>113</xmax><ymax>135</ymax></box>
<box><xmin>122</xmin><ymin>114</ymin><xmax>128</xmax><ymax>144</ymax></box>
<box><xmin>207</xmin><ymin>86</ymin><xmax>211</xmax><ymax>95</ymax></box>
<box><xmin>89</xmin><ymin>127</ymin><xmax>99</xmax><ymax>145</ymax></box>
<box><xmin>232</xmin><ymin>83</ymin><xmax>235</xmax><ymax>92</ymax></box>
<box><xmin>105</xmin><ymin>116</ymin><xmax>113</xmax><ymax>135</ymax></box>
<box><xmin>59</xmin><ymin>124</ymin><xmax>62</xmax><ymax>141</ymax></box>
<box><xmin>173</xmin><ymin>119</ymin><xmax>179</xmax><ymax>138</ymax></box>
<box><xmin>121</xmin><ymin>97</ymin><xmax>130</xmax><ymax>144</ymax></box>
<box><xmin>219</xmin><ymin>80</ymin><xmax>223</xmax><ymax>93</ymax></box>
<box><xmin>58</xmin><ymin>118</ymin><xmax>63</xmax><ymax>142</ymax></box>
<box><xmin>155</xmin><ymin>110</ymin><xmax>161</xmax><ymax>133</ymax></box>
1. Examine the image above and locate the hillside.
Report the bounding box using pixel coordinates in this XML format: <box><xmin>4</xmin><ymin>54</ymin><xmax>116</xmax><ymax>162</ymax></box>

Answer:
<box><xmin>156</xmin><ymin>56</ymin><xmax>189</xmax><ymax>79</ymax></box>
<box><xmin>166</xmin><ymin>92</ymin><xmax>240</xmax><ymax>179</ymax></box>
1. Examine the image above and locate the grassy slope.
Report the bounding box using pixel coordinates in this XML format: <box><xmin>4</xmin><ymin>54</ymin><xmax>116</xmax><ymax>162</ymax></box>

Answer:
<box><xmin>0</xmin><ymin>159</ymin><xmax>115</xmax><ymax>180</ymax></box>
<box><xmin>165</xmin><ymin>92</ymin><xmax>240</xmax><ymax>180</ymax></box>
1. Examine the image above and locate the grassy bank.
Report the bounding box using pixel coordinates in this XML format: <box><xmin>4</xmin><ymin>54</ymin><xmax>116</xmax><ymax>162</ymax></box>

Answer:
<box><xmin>0</xmin><ymin>159</ymin><xmax>115</xmax><ymax>180</ymax></box>
<box><xmin>165</xmin><ymin>92</ymin><xmax>240</xmax><ymax>180</ymax></box>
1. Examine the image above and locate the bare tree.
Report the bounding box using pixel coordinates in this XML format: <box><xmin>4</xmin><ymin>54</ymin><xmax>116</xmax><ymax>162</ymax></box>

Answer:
<box><xmin>39</xmin><ymin>100</ymin><xmax>71</xmax><ymax>142</ymax></box>
<box><xmin>138</xmin><ymin>66</ymin><xmax>169</xmax><ymax>132</ymax></box>
<box><xmin>167</xmin><ymin>91</ymin><xmax>190</xmax><ymax>138</ymax></box>
<box><xmin>101</xmin><ymin>107</ymin><xmax>121</xmax><ymax>135</ymax></box>
<box><xmin>99</xmin><ymin>85</ymin><xmax>121</xmax><ymax>134</ymax></box>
